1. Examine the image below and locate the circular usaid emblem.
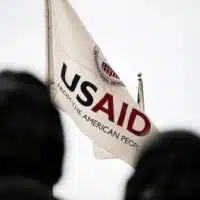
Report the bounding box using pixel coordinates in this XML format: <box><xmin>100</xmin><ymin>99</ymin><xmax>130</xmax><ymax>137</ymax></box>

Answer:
<box><xmin>93</xmin><ymin>45</ymin><xmax>124</xmax><ymax>87</ymax></box>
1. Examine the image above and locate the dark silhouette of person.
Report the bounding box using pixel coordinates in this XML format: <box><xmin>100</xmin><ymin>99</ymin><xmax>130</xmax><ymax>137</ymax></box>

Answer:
<box><xmin>125</xmin><ymin>130</ymin><xmax>200</xmax><ymax>200</ymax></box>
<box><xmin>0</xmin><ymin>176</ymin><xmax>61</xmax><ymax>200</ymax></box>
<box><xmin>0</xmin><ymin>70</ymin><xmax>65</xmax><ymax>192</ymax></box>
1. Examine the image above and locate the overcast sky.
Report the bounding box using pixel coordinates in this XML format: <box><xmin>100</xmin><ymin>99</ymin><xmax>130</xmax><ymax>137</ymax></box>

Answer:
<box><xmin>0</xmin><ymin>0</ymin><xmax>200</xmax><ymax>200</ymax></box>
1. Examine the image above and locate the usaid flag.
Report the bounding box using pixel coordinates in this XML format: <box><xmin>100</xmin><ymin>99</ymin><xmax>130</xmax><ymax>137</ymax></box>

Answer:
<box><xmin>46</xmin><ymin>0</ymin><xmax>158</xmax><ymax>166</ymax></box>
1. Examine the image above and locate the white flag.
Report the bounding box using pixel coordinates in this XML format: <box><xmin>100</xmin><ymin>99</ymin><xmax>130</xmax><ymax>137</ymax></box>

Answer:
<box><xmin>92</xmin><ymin>128</ymin><xmax>115</xmax><ymax>159</ymax></box>
<box><xmin>93</xmin><ymin>143</ymin><xmax>116</xmax><ymax>159</ymax></box>
<box><xmin>47</xmin><ymin>0</ymin><xmax>158</xmax><ymax>166</ymax></box>
<box><xmin>93</xmin><ymin>73</ymin><xmax>146</xmax><ymax>159</ymax></box>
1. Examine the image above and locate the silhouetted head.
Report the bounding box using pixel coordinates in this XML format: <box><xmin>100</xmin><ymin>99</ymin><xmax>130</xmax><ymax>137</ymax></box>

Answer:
<box><xmin>0</xmin><ymin>70</ymin><xmax>64</xmax><ymax>190</ymax></box>
<box><xmin>125</xmin><ymin>129</ymin><xmax>200</xmax><ymax>200</ymax></box>
<box><xmin>0</xmin><ymin>176</ymin><xmax>61</xmax><ymax>200</ymax></box>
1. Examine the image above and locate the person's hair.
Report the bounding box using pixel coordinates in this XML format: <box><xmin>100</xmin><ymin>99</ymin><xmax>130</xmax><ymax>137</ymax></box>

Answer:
<box><xmin>0</xmin><ymin>70</ymin><xmax>64</xmax><ymax>189</ymax></box>
<box><xmin>0</xmin><ymin>176</ymin><xmax>61</xmax><ymax>200</ymax></box>
<box><xmin>125</xmin><ymin>129</ymin><xmax>200</xmax><ymax>200</ymax></box>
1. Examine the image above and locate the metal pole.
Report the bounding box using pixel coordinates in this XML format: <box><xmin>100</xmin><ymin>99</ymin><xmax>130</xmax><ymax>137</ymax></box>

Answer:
<box><xmin>44</xmin><ymin>0</ymin><xmax>53</xmax><ymax>88</ymax></box>
<box><xmin>137</xmin><ymin>72</ymin><xmax>145</xmax><ymax>111</ymax></box>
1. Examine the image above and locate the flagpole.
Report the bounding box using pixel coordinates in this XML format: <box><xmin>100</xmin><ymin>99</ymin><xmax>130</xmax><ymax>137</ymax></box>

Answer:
<box><xmin>44</xmin><ymin>0</ymin><xmax>53</xmax><ymax>88</ymax></box>
<box><xmin>137</xmin><ymin>72</ymin><xmax>145</xmax><ymax>111</ymax></box>
<box><xmin>44</xmin><ymin>2</ymin><xmax>81</xmax><ymax>196</ymax></box>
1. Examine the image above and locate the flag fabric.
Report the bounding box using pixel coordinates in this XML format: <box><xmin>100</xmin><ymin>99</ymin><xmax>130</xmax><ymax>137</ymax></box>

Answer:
<box><xmin>93</xmin><ymin>144</ymin><xmax>115</xmax><ymax>159</ymax></box>
<box><xmin>93</xmin><ymin>74</ymin><xmax>146</xmax><ymax>160</ymax></box>
<box><xmin>47</xmin><ymin>0</ymin><xmax>158</xmax><ymax>166</ymax></box>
